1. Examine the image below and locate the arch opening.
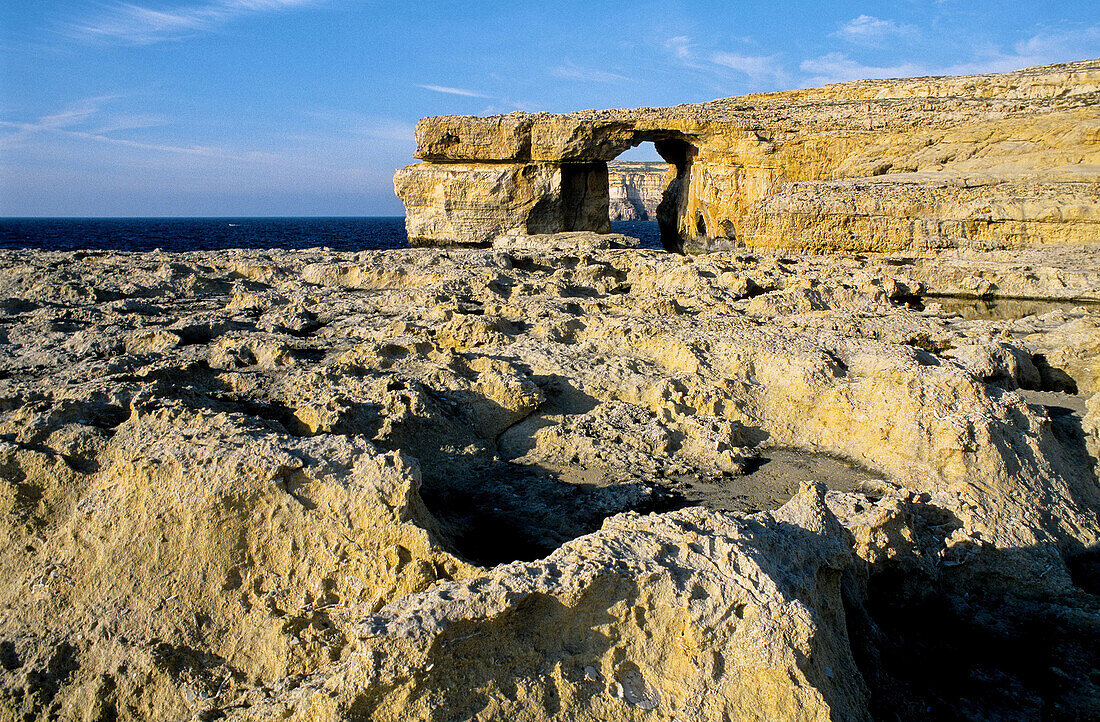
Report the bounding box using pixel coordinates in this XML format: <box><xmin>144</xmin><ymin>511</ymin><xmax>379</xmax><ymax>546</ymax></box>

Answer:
<box><xmin>605</xmin><ymin>134</ymin><xmax>699</xmax><ymax>252</ymax></box>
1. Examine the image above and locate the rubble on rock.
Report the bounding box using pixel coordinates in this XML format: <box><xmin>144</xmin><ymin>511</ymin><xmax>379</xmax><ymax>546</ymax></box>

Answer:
<box><xmin>1</xmin><ymin>240</ymin><xmax>1097</xmax><ymax>719</ymax></box>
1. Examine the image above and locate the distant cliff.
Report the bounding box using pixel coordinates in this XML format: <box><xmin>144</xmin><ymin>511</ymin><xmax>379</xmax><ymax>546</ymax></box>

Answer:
<box><xmin>607</xmin><ymin>161</ymin><xmax>667</xmax><ymax>221</ymax></box>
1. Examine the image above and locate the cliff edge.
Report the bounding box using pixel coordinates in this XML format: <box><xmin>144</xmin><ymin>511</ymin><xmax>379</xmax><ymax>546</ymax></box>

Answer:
<box><xmin>608</xmin><ymin>161</ymin><xmax>667</xmax><ymax>221</ymax></box>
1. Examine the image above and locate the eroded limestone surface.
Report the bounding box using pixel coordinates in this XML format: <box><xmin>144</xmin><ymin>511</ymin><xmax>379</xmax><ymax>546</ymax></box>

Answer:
<box><xmin>1</xmin><ymin>241</ymin><xmax>1099</xmax><ymax>719</ymax></box>
<box><xmin>396</xmin><ymin>60</ymin><xmax>1100</xmax><ymax>254</ymax></box>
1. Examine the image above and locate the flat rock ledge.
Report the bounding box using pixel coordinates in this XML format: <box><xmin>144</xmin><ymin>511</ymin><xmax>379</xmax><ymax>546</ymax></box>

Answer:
<box><xmin>1</xmin><ymin>241</ymin><xmax>1099</xmax><ymax>720</ymax></box>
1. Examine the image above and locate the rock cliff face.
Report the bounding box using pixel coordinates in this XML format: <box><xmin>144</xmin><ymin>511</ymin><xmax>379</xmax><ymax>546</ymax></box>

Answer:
<box><xmin>1</xmin><ymin>241</ymin><xmax>1099</xmax><ymax>719</ymax></box>
<box><xmin>607</xmin><ymin>161</ymin><xmax>667</xmax><ymax>221</ymax></box>
<box><xmin>395</xmin><ymin>60</ymin><xmax>1100</xmax><ymax>253</ymax></box>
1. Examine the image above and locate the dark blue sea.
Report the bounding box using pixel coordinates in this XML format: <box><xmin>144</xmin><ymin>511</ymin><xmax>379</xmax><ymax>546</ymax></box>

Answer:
<box><xmin>0</xmin><ymin>217</ymin><xmax>663</xmax><ymax>253</ymax></box>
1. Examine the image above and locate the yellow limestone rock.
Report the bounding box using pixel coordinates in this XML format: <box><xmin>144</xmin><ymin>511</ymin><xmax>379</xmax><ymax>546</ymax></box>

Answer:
<box><xmin>1</xmin><ymin>242</ymin><xmax>1099</xmax><ymax>718</ymax></box>
<box><xmin>395</xmin><ymin>60</ymin><xmax>1100</xmax><ymax>253</ymax></box>
<box><xmin>232</xmin><ymin>484</ymin><xmax>869</xmax><ymax>721</ymax></box>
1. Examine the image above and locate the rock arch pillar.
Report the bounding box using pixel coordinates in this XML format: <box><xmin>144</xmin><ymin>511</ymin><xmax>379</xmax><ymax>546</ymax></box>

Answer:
<box><xmin>650</xmin><ymin>137</ymin><xmax>697</xmax><ymax>253</ymax></box>
<box><xmin>394</xmin><ymin>114</ymin><xmax>706</xmax><ymax>252</ymax></box>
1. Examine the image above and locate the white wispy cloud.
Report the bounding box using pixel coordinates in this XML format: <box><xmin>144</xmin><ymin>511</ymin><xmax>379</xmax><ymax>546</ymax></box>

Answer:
<box><xmin>551</xmin><ymin>62</ymin><xmax>630</xmax><ymax>84</ymax></box>
<box><xmin>67</xmin><ymin>0</ymin><xmax>323</xmax><ymax>45</ymax></box>
<box><xmin>799</xmin><ymin>53</ymin><xmax>925</xmax><ymax>85</ymax></box>
<box><xmin>0</xmin><ymin>95</ymin><xmax>235</xmax><ymax>159</ymax></box>
<box><xmin>1</xmin><ymin>95</ymin><xmax>119</xmax><ymax>149</ymax></box>
<box><xmin>663</xmin><ymin>35</ymin><xmax>789</xmax><ymax>87</ymax></box>
<box><xmin>416</xmin><ymin>84</ymin><xmax>488</xmax><ymax>98</ymax></box>
<box><xmin>303</xmin><ymin>109</ymin><xmax>416</xmax><ymax>142</ymax></box>
<box><xmin>35</xmin><ymin>95</ymin><xmax>121</xmax><ymax>130</ymax></box>
<box><xmin>0</xmin><ymin>118</ymin><xmax>251</xmax><ymax>159</ymax></box>
<box><xmin>711</xmin><ymin>52</ymin><xmax>788</xmax><ymax>84</ymax></box>
<box><xmin>832</xmin><ymin>15</ymin><xmax>918</xmax><ymax>46</ymax></box>
<box><xmin>801</xmin><ymin>25</ymin><xmax>1100</xmax><ymax>86</ymax></box>
<box><xmin>665</xmin><ymin>35</ymin><xmax>694</xmax><ymax>62</ymax></box>
<box><xmin>90</xmin><ymin>114</ymin><xmax>171</xmax><ymax>135</ymax></box>
<box><xmin>978</xmin><ymin>25</ymin><xmax>1100</xmax><ymax>70</ymax></box>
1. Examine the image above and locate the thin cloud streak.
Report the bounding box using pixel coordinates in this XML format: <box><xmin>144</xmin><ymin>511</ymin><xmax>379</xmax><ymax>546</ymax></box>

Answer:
<box><xmin>551</xmin><ymin>63</ymin><xmax>630</xmax><ymax>84</ymax></box>
<box><xmin>36</xmin><ymin>95</ymin><xmax>122</xmax><ymax>130</ymax></box>
<box><xmin>663</xmin><ymin>35</ymin><xmax>707</xmax><ymax>70</ymax></box>
<box><xmin>90</xmin><ymin>114</ymin><xmax>171</xmax><ymax>135</ymax></box>
<box><xmin>800</xmin><ymin>26</ymin><xmax>1100</xmax><ymax>86</ymax></box>
<box><xmin>799</xmin><ymin>53</ymin><xmax>925</xmax><ymax>85</ymax></box>
<box><xmin>1</xmin><ymin>95</ymin><xmax>122</xmax><ymax>150</ymax></box>
<box><xmin>711</xmin><ymin>52</ymin><xmax>788</xmax><ymax>84</ymax></box>
<box><xmin>66</xmin><ymin>0</ymin><xmax>324</xmax><ymax>45</ymax></box>
<box><xmin>416</xmin><ymin>84</ymin><xmax>488</xmax><ymax>98</ymax></box>
<box><xmin>663</xmin><ymin>35</ymin><xmax>789</xmax><ymax>88</ymax></box>
<box><xmin>831</xmin><ymin>15</ymin><xmax>918</xmax><ymax>46</ymax></box>
<box><xmin>0</xmin><ymin>119</ymin><xmax>253</xmax><ymax>160</ymax></box>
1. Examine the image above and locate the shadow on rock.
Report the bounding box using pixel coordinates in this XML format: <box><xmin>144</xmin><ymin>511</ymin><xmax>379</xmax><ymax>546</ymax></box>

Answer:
<box><xmin>838</xmin><ymin>496</ymin><xmax>1100</xmax><ymax>720</ymax></box>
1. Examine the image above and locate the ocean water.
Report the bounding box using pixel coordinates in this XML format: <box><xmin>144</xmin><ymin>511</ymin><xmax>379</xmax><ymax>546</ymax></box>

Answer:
<box><xmin>0</xmin><ymin>217</ymin><xmax>663</xmax><ymax>253</ymax></box>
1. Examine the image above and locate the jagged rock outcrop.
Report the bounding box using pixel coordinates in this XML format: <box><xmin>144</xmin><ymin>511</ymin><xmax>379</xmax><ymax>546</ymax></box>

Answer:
<box><xmin>607</xmin><ymin>161</ymin><xmax>667</xmax><ymax>221</ymax></box>
<box><xmin>395</xmin><ymin>60</ymin><xmax>1100</xmax><ymax>253</ymax></box>
<box><xmin>246</xmin><ymin>484</ymin><xmax>870</xmax><ymax>721</ymax></box>
<box><xmin>1</xmin><ymin>241</ymin><xmax>1098</xmax><ymax>719</ymax></box>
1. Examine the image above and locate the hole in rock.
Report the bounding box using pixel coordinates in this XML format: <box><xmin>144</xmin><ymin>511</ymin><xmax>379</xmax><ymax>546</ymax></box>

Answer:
<box><xmin>416</xmin><ymin>456</ymin><xmax>682</xmax><ymax>567</ymax></box>
<box><xmin>383</xmin><ymin>380</ymin><xmax>889</xmax><ymax>567</ymax></box>
<box><xmin>606</xmin><ymin>138</ymin><xmax>705</xmax><ymax>252</ymax></box>
<box><xmin>671</xmin><ymin>448</ymin><xmax>887</xmax><ymax>514</ymax></box>
<box><xmin>415</xmin><ymin>433</ymin><xmax>888</xmax><ymax>566</ymax></box>
<box><xmin>606</xmin><ymin>142</ymin><xmax>668</xmax><ymax>250</ymax></box>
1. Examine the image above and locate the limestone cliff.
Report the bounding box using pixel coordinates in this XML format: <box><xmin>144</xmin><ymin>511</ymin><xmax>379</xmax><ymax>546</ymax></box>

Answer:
<box><xmin>395</xmin><ymin>59</ymin><xmax>1100</xmax><ymax>253</ymax></box>
<box><xmin>607</xmin><ymin>161</ymin><xmax>667</xmax><ymax>221</ymax></box>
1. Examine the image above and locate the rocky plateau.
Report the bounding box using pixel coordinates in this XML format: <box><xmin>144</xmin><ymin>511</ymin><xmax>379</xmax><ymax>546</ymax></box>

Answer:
<box><xmin>2</xmin><ymin>60</ymin><xmax>1100</xmax><ymax>722</ymax></box>
<box><xmin>1</xmin><ymin>238</ymin><xmax>1098</xmax><ymax>720</ymax></box>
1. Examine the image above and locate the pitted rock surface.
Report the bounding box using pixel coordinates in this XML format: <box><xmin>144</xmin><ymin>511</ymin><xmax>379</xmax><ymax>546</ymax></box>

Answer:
<box><xmin>0</xmin><ymin>241</ymin><xmax>1098</xmax><ymax>719</ymax></box>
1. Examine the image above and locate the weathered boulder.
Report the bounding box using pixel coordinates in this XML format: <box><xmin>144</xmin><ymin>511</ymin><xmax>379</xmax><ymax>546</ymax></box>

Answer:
<box><xmin>242</xmin><ymin>484</ymin><xmax>869</xmax><ymax>721</ymax></box>
<box><xmin>0</xmin><ymin>405</ymin><xmax>472</xmax><ymax>720</ymax></box>
<box><xmin>395</xmin><ymin>60</ymin><xmax>1100</xmax><ymax>253</ymax></box>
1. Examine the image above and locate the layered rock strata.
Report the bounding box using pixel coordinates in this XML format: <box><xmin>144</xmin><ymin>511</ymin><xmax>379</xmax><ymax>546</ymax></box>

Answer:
<box><xmin>607</xmin><ymin>161</ymin><xmax>667</xmax><ymax>221</ymax></box>
<box><xmin>395</xmin><ymin>60</ymin><xmax>1100</xmax><ymax>253</ymax></box>
<box><xmin>1</xmin><ymin>241</ymin><xmax>1098</xmax><ymax>719</ymax></box>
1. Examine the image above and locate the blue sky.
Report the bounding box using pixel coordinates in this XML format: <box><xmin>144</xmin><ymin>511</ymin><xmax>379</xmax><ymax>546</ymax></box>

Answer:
<box><xmin>1</xmin><ymin>1</ymin><xmax>1097</xmax><ymax>216</ymax></box>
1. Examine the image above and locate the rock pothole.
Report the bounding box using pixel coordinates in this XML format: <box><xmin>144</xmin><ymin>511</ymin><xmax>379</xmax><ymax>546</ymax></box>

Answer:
<box><xmin>671</xmin><ymin>448</ymin><xmax>887</xmax><ymax>514</ymax></box>
<box><xmin>416</xmin><ymin>455</ymin><xmax>681</xmax><ymax>567</ymax></box>
<box><xmin>924</xmin><ymin>295</ymin><xmax>1100</xmax><ymax>321</ymax></box>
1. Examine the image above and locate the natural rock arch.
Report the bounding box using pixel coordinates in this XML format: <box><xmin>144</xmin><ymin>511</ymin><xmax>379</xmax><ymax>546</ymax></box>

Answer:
<box><xmin>394</xmin><ymin>121</ymin><xmax>710</xmax><ymax>252</ymax></box>
<box><xmin>395</xmin><ymin>60</ymin><xmax>1100</xmax><ymax>254</ymax></box>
